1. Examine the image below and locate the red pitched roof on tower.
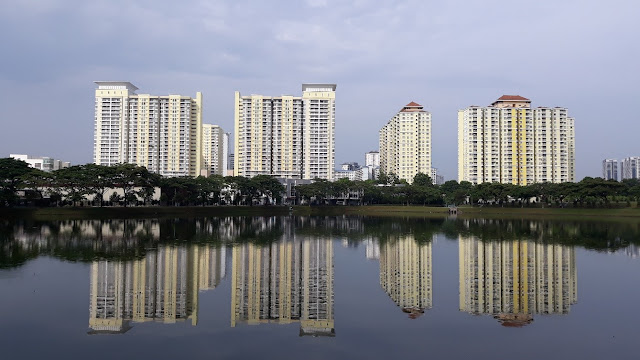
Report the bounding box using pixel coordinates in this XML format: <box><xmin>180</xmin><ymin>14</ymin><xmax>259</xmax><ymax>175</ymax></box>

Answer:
<box><xmin>496</xmin><ymin>95</ymin><xmax>529</xmax><ymax>101</ymax></box>
<box><xmin>400</xmin><ymin>101</ymin><xmax>425</xmax><ymax>112</ymax></box>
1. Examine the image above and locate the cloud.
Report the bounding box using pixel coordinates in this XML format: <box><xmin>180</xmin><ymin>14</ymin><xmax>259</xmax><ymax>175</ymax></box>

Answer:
<box><xmin>0</xmin><ymin>0</ymin><xmax>639</xmax><ymax>179</ymax></box>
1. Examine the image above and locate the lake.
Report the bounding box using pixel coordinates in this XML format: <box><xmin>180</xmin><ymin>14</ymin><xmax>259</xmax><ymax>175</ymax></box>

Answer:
<box><xmin>0</xmin><ymin>216</ymin><xmax>638</xmax><ymax>359</ymax></box>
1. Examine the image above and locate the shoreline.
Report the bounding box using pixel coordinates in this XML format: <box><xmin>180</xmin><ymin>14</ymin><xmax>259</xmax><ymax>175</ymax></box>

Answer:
<box><xmin>1</xmin><ymin>205</ymin><xmax>639</xmax><ymax>221</ymax></box>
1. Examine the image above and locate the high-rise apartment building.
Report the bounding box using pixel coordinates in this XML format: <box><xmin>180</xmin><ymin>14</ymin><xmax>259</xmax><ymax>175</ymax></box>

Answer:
<box><xmin>621</xmin><ymin>156</ymin><xmax>640</xmax><ymax>180</ymax></box>
<box><xmin>202</xmin><ymin>124</ymin><xmax>225</xmax><ymax>176</ymax></box>
<box><xmin>234</xmin><ymin>84</ymin><xmax>336</xmax><ymax>180</ymax></box>
<box><xmin>379</xmin><ymin>102</ymin><xmax>431</xmax><ymax>184</ymax></box>
<box><xmin>458</xmin><ymin>95</ymin><xmax>575</xmax><ymax>185</ymax></box>
<box><xmin>93</xmin><ymin>81</ymin><xmax>202</xmax><ymax>177</ymax></box>
<box><xmin>602</xmin><ymin>159</ymin><xmax>619</xmax><ymax>181</ymax></box>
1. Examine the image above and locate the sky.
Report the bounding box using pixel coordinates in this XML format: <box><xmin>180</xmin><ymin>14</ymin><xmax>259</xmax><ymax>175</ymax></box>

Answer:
<box><xmin>1</xmin><ymin>0</ymin><xmax>639</xmax><ymax>181</ymax></box>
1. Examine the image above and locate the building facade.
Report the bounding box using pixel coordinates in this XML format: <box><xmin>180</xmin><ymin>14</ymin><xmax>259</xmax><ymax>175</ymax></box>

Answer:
<box><xmin>234</xmin><ymin>84</ymin><xmax>336</xmax><ymax>180</ymax></box>
<box><xmin>602</xmin><ymin>159</ymin><xmax>619</xmax><ymax>181</ymax></box>
<box><xmin>379</xmin><ymin>102</ymin><xmax>432</xmax><ymax>184</ymax></box>
<box><xmin>621</xmin><ymin>156</ymin><xmax>640</xmax><ymax>180</ymax></box>
<box><xmin>10</xmin><ymin>154</ymin><xmax>70</xmax><ymax>172</ymax></box>
<box><xmin>93</xmin><ymin>81</ymin><xmax>202</xmax><ymax>177</ymax></box>
<box><xmin>202</xmin><ymin>124</ymin><xmax>225</xmax><ymax>176</ymax></box>
<box><xmin>458</xmin><ymin>95</ymin><xmax>575</xmax><ymax>185</ymax></box>
<box><xmin>430</xmin><ymin>167</ymin><xmax>444</xmax><ymax>185</ymax></box>
<box><xmin>365</xmin><ymin>151</ymin><xmax>380</xmax><ymax>167</ymax></box>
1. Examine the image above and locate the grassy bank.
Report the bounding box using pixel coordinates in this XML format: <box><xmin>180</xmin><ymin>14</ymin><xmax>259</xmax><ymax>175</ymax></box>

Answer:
<box><xmin>1</xmin><ymin>205</ymin><xmax>639</xmax><ymax>221</ymax></box>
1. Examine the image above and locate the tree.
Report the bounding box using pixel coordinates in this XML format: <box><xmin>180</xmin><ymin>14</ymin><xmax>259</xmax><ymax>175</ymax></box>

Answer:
<box><xmin>413</xmin><ymin>173</ymin><xmax>433</xmax><ymax>187</ymax></box>
<box><xmin>53</xmin><ymin>165</ymin><xmax>89</xmax><ymax>206</ymax></box>
<box><xmin>83</xmin><ymin>164</ymin><xmax>116</xmax><ymax>207</ymax></box>
<box><xmin>252</xmin><ymin>175</ymin><xmax>285</xmax><ymax>205</ymax></box>
<box><xmin>0</xmin><ymin>158</ymin><xmax>34</xmax><ymax>207</ymax></box>
<box><xmin>111</xmin><ymin>164</ymin><xmax>158</xmax><ymax>207</ymax></box>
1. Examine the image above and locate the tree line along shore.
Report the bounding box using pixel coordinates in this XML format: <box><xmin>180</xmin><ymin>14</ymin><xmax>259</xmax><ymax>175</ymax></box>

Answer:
<box><xmin>1</xmin><ymin>157</ymin><xmax>640</xmax><ymax>211</ymax></box>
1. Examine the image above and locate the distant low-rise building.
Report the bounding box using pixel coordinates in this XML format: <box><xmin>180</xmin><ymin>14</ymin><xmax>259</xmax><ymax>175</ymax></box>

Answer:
<box><xmin>10</xmin><ymin>154</ymin><xmax>70</xmax><ymax>172</ymax></box>
<box><xmin>334</xmin><ymin>168</ymin><xmax>363</xmax><ymax>181</ymax></box>
<box><xmin>430</xmin><ymin>168</ymin><xmax>445</xmax><ymax>185</ymax></box>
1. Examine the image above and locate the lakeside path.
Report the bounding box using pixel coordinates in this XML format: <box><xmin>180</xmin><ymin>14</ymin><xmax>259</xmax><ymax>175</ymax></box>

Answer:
<box><xmin>1</xmin><ymin>205</ymin><xmax>640</xmax><ymax>221</ymax></box>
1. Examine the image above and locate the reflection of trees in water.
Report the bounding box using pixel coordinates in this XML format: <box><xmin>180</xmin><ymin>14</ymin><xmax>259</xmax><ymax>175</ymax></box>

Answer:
<box><xmin>1</xmin><ymin>216</ymin><xmax>639</xmax><ymax>269</ymax></box>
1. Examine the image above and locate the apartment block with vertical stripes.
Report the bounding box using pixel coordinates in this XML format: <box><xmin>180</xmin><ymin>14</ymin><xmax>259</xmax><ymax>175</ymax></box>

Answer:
<box><xmin>93</xmin><ymin>81</ymin><xmax>203</xmax><ymax>177</ymax></box>
<box><xmin>458</xmin><ymin>95</ymin><xmax>575</xmax><ymax>185</ymax></box>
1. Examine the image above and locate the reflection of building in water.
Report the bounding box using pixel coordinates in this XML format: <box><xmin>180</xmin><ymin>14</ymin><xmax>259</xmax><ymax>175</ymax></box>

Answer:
<box><xmin>89</xmin><ymin>244</ymin><xmax>226</xmax><ymax>334</ymax></box>
<box><xmin>624</xmin><ymin>244</ymin><xmax>640</xmax><ymax>259</ymax></box>
<box><xmin>379</xmin><ymin>236</ymin><xmax>432</xmax><ymax>318</ymax></box>
<box><xmin>459</xmin><ymin>237</ymin><xmax>577</xmax><ymax>327</ymax></box>
<box><xmin>230</xmin><ymin>239</ymin><xmax>334</xmax><ymax>336</ymax></box>
<box><xmin>364</xmin><ymin>239</ymin><xmax>380</xmax><ymax>260</ymax></box>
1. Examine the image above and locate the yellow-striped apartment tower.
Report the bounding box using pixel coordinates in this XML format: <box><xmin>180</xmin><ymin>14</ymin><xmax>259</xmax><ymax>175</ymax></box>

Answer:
<box><xmin>458</xmin><ymin>235</ymin><xmax>577</xmax><ymax>327</ymax></box>
<box><xmin>379</xmin><ymin>235</ymin><xmax>432</xmax><ymax>318</ymax></box>
<box><xmin>379</xmin><ymin>102</ymin><xmax>431</xmax><ymax>184</ymax></box>
<box><xmin>202</xmin><ymin>124</ymin><xmax>225</xmax><ymax>176</ymax></box>
<box><xmin>234</xmin><ymin>84</ymin><xmax>336</xmax><ymax>180</ymax></box>
<box><xmin>458</xmin><ymin>95</ymin><xmax>575</xmax><ymax>185</ymax></box>
<box><xmin>94</xmin><ymin>81</ymin><xmax>202</xmax><ymax>177</ymax></box>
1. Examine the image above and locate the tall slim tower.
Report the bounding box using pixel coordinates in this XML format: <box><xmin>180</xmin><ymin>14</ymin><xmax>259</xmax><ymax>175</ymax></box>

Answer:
<box><xmin>458</xmin><ymin>95</ymin><xmax>575</xmax><ymax>185</ymax></box>
<box><xmin>234</xmin><ymin>84</ymin><xmax>336</xmax><ymax>180</ymax></box>
<box><xmin>202</xmin><ymin>124</ymin><xmax>225</xmax><ymax>176</ymax></box>
<box><xmin>93</xmin><ymin>81</ymin><xmax>202</xmax><ymax>177</ymax></box>
<box><xmin>379</xmin><ymin>102</ymin><xmax>431</xmax><ymax>184</ymax></box>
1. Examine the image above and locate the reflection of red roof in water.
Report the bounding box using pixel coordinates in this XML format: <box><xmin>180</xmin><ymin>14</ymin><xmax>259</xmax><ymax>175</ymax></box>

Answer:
<box><xmin>402</xmin><ymin>307</ymin><xmax>425</xmax><ymax>319</ymax></box>
<box><xmin>495</xmin><ymin>313</ymin><xmax>533</xmax><ymax>327</ymax></box>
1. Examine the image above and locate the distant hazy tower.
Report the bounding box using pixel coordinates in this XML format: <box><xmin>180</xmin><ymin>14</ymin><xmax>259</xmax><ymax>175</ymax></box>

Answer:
<box><xmin>234</xmin><ymin>84</ymin><xmax>336</xmax><ymax>180</ymax></box>
<box><xmin>602</xmin><ymin>159</ymin><xmax>619</xmax><ymax>181</ymax></box>
<box><xmin>379</xmin><ymin>102</ymin><xmax>431</xmax><ymax>184</ymax></box>
<box><xmin>202</xmin><ymin>124</ymin><xmax>225</xmax><ymax>176</ymax></box>
<box><xmin>365</xmin><ymin>151</ymin><xmax>380</xmax><ymax>167</ymax></box>
<box><xmin>458</xmin><ymin>95</ymin><xmax>575</xmax><ymax>185</ymax></box>
<box><xmin>93</xmin><ymin>81</ymin><xmax>203</xmax><ymax>177</ymax></box>
<box><xmin>621</xmin><ymin>157</ymin><xmax>640</xmax><ymax>180</ymax></box>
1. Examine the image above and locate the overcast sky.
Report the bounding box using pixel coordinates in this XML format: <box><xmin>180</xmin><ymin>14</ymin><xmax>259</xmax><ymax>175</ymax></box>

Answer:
<box><xmin>1</xmin><ymin>0</ymin><xmax>638</xmax><ymax>180</ymax></box>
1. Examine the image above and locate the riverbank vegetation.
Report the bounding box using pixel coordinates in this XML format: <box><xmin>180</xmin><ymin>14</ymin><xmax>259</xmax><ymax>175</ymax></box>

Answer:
<box><xmin>2</xmin><ymin>157</ymin><xmax>640</xmax><ymax>209</ymax></box>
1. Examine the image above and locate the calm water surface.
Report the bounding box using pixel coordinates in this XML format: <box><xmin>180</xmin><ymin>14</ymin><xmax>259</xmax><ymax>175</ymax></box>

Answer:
<box><xmin>0</xmin><ymin>216</ymin><xmax>639</xmax><ymax>359</ymax></box>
